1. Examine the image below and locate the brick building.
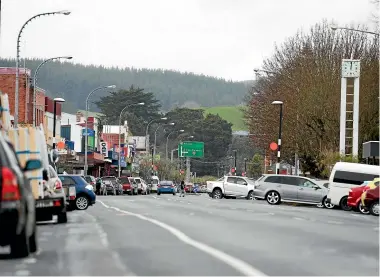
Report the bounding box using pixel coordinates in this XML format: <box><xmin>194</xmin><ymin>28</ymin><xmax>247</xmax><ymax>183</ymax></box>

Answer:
<box><xmin>0</xmin><ymin>67</ymin><xmax>62</xmax><ymax>145</ymax></box>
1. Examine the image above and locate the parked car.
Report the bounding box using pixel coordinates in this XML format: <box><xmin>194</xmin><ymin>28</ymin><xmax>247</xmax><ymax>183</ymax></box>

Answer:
<box><xmin>253</xmin><ymin>174</ymin><xmax>334</xmax><ymax>208</ymax></box>
<box><xmin>133</xmin><ymin>177</ymin><xmax>147</xmax><ymax>194</ymax></box>
<box><xmin>157</xmin><ymin>180</ymin><xmax>176</xmax><ymax>195</ymax></box>
<box><xmin>102</xmin><ymin>176</ymin><xmax>123</xmax><ymax>195</ymax></box>
<box><xmin>361</xmin><ymin>186</ymin><xmax>379</xmax><ymax>216</ymax></box>
<box><xmin>58</xmin><ymin>175</ymin><xmax>96</xmax><ymax>210</ymax></box>
<box><xmin>119</xmin><ymin>176</ymin><xmax>133</xmax><ymax>195</ymax></box>
<box><xmin>84</xmin><ymin>175</ymin><xmax>96</xmax><ymax>190</ymax></box>
<box><xmin>102</xmin><ymin>180</ymin><xmax>116</xmax><ymax>195</ymax></box>
<box><xmin>0</xmin><ymin>134</ymin><xmax>41</xmax><ymax>257</ymax></box>
<box><xmin>207</xmin><ymin>176</ymin><xmax>255</xmax><ymax>200</ymax></box>
<box><xmin>128</xmin><ymin>177</ymin><xmax>139</xmax><ymax>195</ymax></box>
<box><xmin>326</xmin><ymin>162</ymin><xmax>380</xmax><ymax>211</ymax></box>
<box><xmin>348</xmin><ymin>179</ymin><xmax>379</xmax><ymax>214</ymax></box>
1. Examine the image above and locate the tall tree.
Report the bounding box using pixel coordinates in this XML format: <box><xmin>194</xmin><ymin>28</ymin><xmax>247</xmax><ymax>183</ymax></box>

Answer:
<box><xmin>245</xmin><ymin>20</ymin><xmax>379</xmax><ymax>176</ymax></box>
<box><xmin>95</xmin><ymin>86</ymin><xmax>161</xmax><ymax>135</ymax></box>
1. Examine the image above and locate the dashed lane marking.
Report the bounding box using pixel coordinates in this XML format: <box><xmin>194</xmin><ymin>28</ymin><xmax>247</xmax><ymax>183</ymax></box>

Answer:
<box><xmin>98</xmin><ymin>200</ymin><xmax>266</xmax><ymax>277</ymax></box>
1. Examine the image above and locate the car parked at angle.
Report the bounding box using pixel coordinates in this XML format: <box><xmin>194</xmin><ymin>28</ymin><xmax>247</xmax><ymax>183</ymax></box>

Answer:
<box><xmin>157</xmin><ymin>180</ymin><xmax>176</xmax><ymax>195</ymax></box>
<box><xmin>0</xmin><ymin>134</ymin><xmax>41</xmax><ymax>258</ymax></box>
<box><xmin>326</xmin><ymin>162</ymin><xmax>380</xmax><ymax>211</ymax></box>
<box><xmin>347</xmin><ymin>178</ymin><xmax>379</xmax><ymax>214</ymax></box>
<box><xmin>361</xmin><ymin>186</ymin><xmax>379</xmax><ymax>216</ymax></box>
<box><xmin>207</xmin><ymin>176</ymin><xmax>255</xmax><ymax>200</ymax></box>
<box><xmin>254</xmin><ymin>174</ymin><xmax>334</xmax><ymax>208</ymax></box>
<box><xmin>58</xmin><ymin>175</ymin><xmax>96</xmax><ymax>210</ymax></box>
<box><xmin>101</xmin><ymin>176</ymin><xmax>123</xmax><ymax>195</ymax></box>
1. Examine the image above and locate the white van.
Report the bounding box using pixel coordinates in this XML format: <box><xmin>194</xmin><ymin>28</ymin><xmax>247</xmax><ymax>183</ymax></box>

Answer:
<box><xmin>326</xmin><ymin>162</ymin><xmax>380</xmax><ymax>210</ymax></box>
<box><xmin>150</xmin><ymin>176</ymin><xmax>160</xmax><ymax>192</ymax></box>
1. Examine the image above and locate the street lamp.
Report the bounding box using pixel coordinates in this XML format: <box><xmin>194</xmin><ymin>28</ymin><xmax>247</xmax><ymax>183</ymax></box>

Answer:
<box><xmin>244</xmin><ymin>158</ymin><xmax>247</xmax><ymax>175</ymax></box>
<box><xmin>154</xmin><ymin>122</ymin><xmax>175</xmax><ymax>155</ymax></box>
<box><xmin>330</xmin><ymin>24</ymin><xmax>379</xmax><ymax>36</ymax></box>
<box><xmin>166</xmin><ymin>129</ymin><xmax>184</xmax><ymax>160</ymax></box>
<box><xmin>14</xmin><ymin>10</ymin><xmax>71</xmax><ymax>128</ymax></box>
<box><xmin>52</xmin><ymin>98</ymin><xmax>65</xmax><ymax>149</ymax></box>
<box><xmin>118</xmin><ymin>102</ymin><xmax>145</xmax><ymax>177</ymax></box>
<box><xmin>33</xmin><ymin>56</ymin><xmax>72</xmax><ymax>126</ymax></box>
<box><xmin>272</xmin><ymin>100</ymin><xmax>284</xmax><ymax>175</ymax></box>
<box><xmin>145</xmin><ymin>117</ymin><xmax>167</xmax><ymax>151</ymax></box>
<box><xmin>84</xmin><ymin>85</ymin><xmax>116</xmax><ymax>174</ymax></box>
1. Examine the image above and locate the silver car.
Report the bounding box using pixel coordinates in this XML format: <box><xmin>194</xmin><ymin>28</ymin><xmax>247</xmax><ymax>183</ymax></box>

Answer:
<box><xmin>254</xmin><ymin>175</ymin><xmax>334</xmax><ymax>209</ymax></box>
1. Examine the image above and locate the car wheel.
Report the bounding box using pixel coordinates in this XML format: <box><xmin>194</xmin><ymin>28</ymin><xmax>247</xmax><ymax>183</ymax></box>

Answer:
<box><xmin>212</xmin><ymin>188</ymin><xmax>223</xmax><ymax>199</ymax></box>
<box><xmin>76</xmin><ymin>196</ymin><xmax>89</xmax><ymax>210</ymax></box>
<box><xmin>29</xmin><ymin>218</ymin><xmax>37</xmax><ymax>253</ymax></box>
<box><xmin>10</xmin><ymin>225</ymin><xmax>29</xmax><ymax>258</ymax></box>
<box><xmin>157</xmin><ymin>192</ymin><xmax>161</xmax><ymax>196</ymax></box>
<box><xmin>322</xmin><ymin>196</ymin><xmax>335</xmax><ymax>209</ymax></box>
<box><xmin>358</xmin><ymin>202</ymin><xmax>369</xmax><ymax>215</ymax></box>
<box><xmin>369</xmin><ymin>201</ymin><xmax>379</xmax><ymax>216</ymax></box>
<box><xmin>246</xmin><ymin>191</ymin><xmax>254</xmax><ymax>200</ymax></box>
<box><xmin>266</xmin><ymin>191</ymin><xmax>281</xmax><ymax>205</ymax></box>
<box><xmin>340</xmin><ymin>196</ymin><xmax>352</xmax><ymax>211</ymax></box>
<box><xmin>57</xmin><ymin>210</ymin><xmax>68</xmax><ymax>224</ymax></box>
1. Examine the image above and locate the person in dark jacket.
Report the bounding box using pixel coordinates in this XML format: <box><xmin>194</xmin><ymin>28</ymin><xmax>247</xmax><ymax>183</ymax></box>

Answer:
<box><xmin>180</xmin><ymin>180</ymin><xmax>185</xmax><ymax>197</ymax></box>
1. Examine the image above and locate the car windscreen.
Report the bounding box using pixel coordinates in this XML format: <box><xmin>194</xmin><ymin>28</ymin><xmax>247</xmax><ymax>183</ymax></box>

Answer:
<box><xmin>119</xmin><ymin>177</ymin><xmax>130</xmax><ymax>184</ymax></box>
<box><xmin>134</xmin><ymin>178</ymin><xmax>141</xmax><ymax>184</ymax></box>
<box><xmin>160</xmin><ymin>181</ymin><xmax>173</xmax><ymax>186</ymax></box>
<box><xmin>84</xmin><ymin>176</ymin><xmax>92</xmax><ymax>183</ymax></box>
<box><xmin>152</xmin><ymin>179</ymin><xmax>159</xmax><ymax>184</ymax></box>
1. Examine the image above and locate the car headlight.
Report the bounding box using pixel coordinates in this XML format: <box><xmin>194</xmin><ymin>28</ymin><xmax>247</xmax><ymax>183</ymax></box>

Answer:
<box><xmin>86</xmin><ymin>184</ymin><xmax>94</xmax><ymax>191</ymax></box>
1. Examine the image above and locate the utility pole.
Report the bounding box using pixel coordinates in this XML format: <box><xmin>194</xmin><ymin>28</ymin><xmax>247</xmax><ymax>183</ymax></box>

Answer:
<box><xmin>185</xmin><ymin>157</ymin><xmax>190</xmax><ymax>183</ymax></box>
<box><xmin>151</xmin><ymin>147</ymin><xmax>154</xmax><ymax>176</ymax></box>
<box><xmin>233</xmin><ymin>150</ymin><xmax>237</xmax><ymax>175</ymax></box>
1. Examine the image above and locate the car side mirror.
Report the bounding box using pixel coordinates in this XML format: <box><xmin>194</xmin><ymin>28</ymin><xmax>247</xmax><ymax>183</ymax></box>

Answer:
<box><xmin>24</xmin><ymin>159</ymin><xmax>42</xmax><ymax>172</ymax></box>
<box><xmin>314</xmin><ymin>186</ymin><xmax>320</xmax><ymax>190</ymax></box>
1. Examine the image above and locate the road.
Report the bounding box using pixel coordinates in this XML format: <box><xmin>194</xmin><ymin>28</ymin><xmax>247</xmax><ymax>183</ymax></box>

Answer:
<box><xmin>0</xmin><ymin>194</ymin><xmax>378</xmax><ymax>276</ymax></box>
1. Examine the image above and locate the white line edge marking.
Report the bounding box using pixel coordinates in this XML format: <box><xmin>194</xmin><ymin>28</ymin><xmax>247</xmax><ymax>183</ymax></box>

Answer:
<box><xmin>98</xmin><ymin>200</ymin><xmax>266</xmax><ymax>276</ymax></box>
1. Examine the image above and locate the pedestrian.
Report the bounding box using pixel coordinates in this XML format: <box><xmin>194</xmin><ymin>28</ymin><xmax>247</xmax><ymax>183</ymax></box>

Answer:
<box><xmin>180</xmin><ymin>180</ymin><xmax>185</xmax><ymax>197</ymax></box>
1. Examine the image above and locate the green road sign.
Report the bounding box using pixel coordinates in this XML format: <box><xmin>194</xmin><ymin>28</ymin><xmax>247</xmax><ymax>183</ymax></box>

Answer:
<box><xmin>178</xmin><ymin>141</ymin><xmax>204</xmax><ymax>158</ymax></box>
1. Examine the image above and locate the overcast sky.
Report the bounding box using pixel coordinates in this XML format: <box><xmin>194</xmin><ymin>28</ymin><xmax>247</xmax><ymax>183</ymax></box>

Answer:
<box><xmin>0</xmin><ymin>0</ymin><xmax>376</xmax><ymax>81</ymax></box>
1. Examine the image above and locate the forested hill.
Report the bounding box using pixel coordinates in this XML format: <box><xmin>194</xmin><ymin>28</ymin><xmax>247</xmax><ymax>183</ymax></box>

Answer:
<box><xmin>0</xmin><ymin>58</ymin><xmax>248</xmax><ymax>113</ymax></box>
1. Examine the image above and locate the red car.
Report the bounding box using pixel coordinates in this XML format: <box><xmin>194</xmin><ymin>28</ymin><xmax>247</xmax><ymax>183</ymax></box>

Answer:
<box><xmin>119</xmin><ymin>176</ymin><xmax>138</xmax><ymax>195</ymax></box>
<box><xmin>362</xmin><ymin>186</ymin><xmax>379</xmax><ymax>216</ymax></box>
<box><xmin>347</xmin><ymin>182</ymin><xmax>376</xmax><ymax>214</ymax></box>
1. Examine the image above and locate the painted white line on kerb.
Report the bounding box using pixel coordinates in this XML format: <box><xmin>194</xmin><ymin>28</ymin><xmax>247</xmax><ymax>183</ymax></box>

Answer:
<box><xmin>98</xmin><ymin>200</ymin><xmax>266</xmax><ymax>276</ymax></box>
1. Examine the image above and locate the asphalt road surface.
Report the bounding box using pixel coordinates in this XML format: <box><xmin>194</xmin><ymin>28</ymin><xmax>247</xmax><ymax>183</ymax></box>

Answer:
<box><xmin>0</xmin><ymin>193</ymin><xmax>378</xmax><ymax>276</ymax></box>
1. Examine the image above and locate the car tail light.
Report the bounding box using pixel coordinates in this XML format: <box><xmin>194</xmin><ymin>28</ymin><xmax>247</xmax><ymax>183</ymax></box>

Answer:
<box><xmin>1</xmin><ymin>167</ymin><xmax>20</xmax><ymax>201</ymax></box>
<box><xmin>54</xmin><ymin>180</ymin><xmax>62</xmax><ymax>190</ymax></box>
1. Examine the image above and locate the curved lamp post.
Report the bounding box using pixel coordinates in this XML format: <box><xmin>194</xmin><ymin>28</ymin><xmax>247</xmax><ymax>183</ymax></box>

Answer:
<box><xmin>272</xmin><ymin>100</ymin><xmax>284</xmax><ymax>175</ymax></box>
<box><xmin>84</xmin><ymin>85</ymin><xmax>116</xmax><ymax>174</ymax></box>
<box><xmin>14</xmin><ymin>10</ymin><xmax>71</xmax><ymax>127</ymax></box>
<box><xmin>118</xmin><ymin>102</ymin><xmax>145</xmax><ymax>177</ymax></box>
<box><xmin>166</xmin><ymin>129</ymin><xmax>184</xmax><ymax>160</ymax></box>
<box><xmin>330</xmin><ymin>24</ymin><xmax>379</xmax><ymax>36</ymax></box>
<box><xmin>33</xmin><ymin>56</ymin><xmax>72</xmax><ymax>126</ymax></box>
<box><xmin>145</xmin><ymin>117</ymin><xmax>167</xmax><ymax>151</ymax></box>
<box><xmin>154</xmin><ymin>122</ymin><xmax>175</xmax><ymax>155</ymax></box>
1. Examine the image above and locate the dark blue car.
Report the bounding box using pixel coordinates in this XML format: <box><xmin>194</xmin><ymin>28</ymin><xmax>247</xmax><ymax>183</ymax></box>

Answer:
<box><xmin>157</xmin><ymin>180</ymin><xmax>176</xmax><ymax>195</ymax></box>
<box><xmin>58</xmin><ymin>175</ymin><xmax>96</xmax><ymax>210</ymax></box>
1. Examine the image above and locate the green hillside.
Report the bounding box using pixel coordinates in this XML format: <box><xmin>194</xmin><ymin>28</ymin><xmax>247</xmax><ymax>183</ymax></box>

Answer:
<box><xmin>203</xmin><ymin>106</ymin><xmax>247</xmax><ymax>131</ymax></box>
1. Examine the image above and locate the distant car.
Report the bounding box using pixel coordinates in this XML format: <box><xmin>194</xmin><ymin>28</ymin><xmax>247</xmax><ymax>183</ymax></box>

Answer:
<box><xmin>361</xmin><ymin>186</ymin><xmax>379</xmax><ymax>216</ymax></box>
<box><xmin>119</xmin><ymin>176</ymin><xmax>133</xmax><ymax>195</ymax></box>
<box><xmin>101</xmin><ymin>176</ymin><xmax>123</xmax><ymax>195</ymax></box>
<box><xmin>150</xmin><ymin>176</ymin><xmax>160</xmax><ymax>192</ymax></box>
<box><xmin>0</xmin><ymin>135</ymin><xmax>41</xmax><ymax>258</ymax></box>
<box><xmin>84</xmin><ymin>175</ymin><xmax>96</xmax><ymax>190</ymax></box>
<box><xmin>58</xmin><ymin>175</ymin><xmax>96</xmax><ymax>210</ymax></box>
<box><xmin>133</xmin><ymin>177</ymin><xmax>147</xmax><ymax>194</ymax></box>
<box><xmin>254</xmin><ymin>174</ymin><xmax>333</xmax><ymax>208</ymax></box>
<box><xmin>157</xmin><ymin>180</ymin><xmax>176</xmax><ymax>195</ymax></box>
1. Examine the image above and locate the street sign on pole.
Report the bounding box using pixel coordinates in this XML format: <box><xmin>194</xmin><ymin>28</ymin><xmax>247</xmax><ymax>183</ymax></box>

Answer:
<box><xmin>178</xmin><ymin>141</ymin><xmax>204</xmax><ymax>158</ymax></box>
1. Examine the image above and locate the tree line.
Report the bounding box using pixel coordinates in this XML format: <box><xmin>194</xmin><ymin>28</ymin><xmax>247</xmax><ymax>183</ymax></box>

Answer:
<box><xmin>0</xmin><ymin>58</ymin><xmax>248</xmax><ymax>112</ymax></box>
<box><xmin>244</xmin><ymin>20</ymin><xmax>379</xmax><ymax>177</ymax></box>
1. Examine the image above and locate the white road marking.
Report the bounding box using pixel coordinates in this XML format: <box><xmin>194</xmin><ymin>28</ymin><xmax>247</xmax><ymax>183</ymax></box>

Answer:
<box><xmin>22</xmin><ymin>257</ymin><xmax>37</xmax><ymax>264</ymax></box>
<box><xmin>41</xmin><ymin>231</ymin><xmax>53</xmax><ymax>236</ymax></box>
<box><xmin>267</xmin><ymin>212</ymin><xmax>275</xmax><ymax>215</ymax></box>
<box><xmin>374</xmin><ymin>227</ymin><xmax>379</xmax><ymax>231</ymax></box>
<box><xmin>189</xmin><ymin>213</ymin><xmax>195</xmax><ymax>216</ymax></box>
<box><xmin>327</xmin><ymin>220</ymin><xmax>343</xmax><ymax>225</ymax></box>
<box><xmin>293</xmin><ymin>217</ymin><xmax>305</xmax><ymax>221</ymax></box>
<box><xmin>14</xmin><ymin>270</ymin><xmax>30</xmax><ymax>276</ymax></box>
<box><xmin>98</xmin><ymin>200</ymin><xmax>266</xmax><ymax>276</ymax></box>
